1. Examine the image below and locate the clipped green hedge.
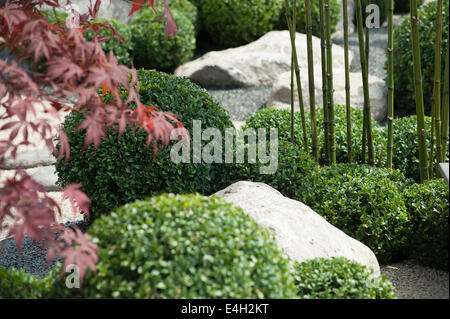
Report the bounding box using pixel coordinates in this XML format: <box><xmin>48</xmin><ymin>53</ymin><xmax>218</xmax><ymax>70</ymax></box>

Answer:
<box><xmin>300</xmin><ymin>164</ymin><xmax>411</xmax><ymax>263</ymax></box>
<box><xmin>0</xmin><ymin>267</ymin><xmax>56</xmax><ymax>299</ymax></box>
<box><xmin>194</xmin><ymin>0</ymin><xmax>284</xmax><ymax>47</ymax></box>
<box><xmin>130</xmin><ymin>6</ymin><xmax>196</xmax><ymax>72</ymax></box>
<box><xmin>388</xmin><ymin>0</ymin><xmax>449</xmax><ymax>114</ymax></box>
<box><xmin>294</xmin><ymin>257</ymin><xmax>396</xmax><ymax>299</ymax></box>
<box><xmin>49</xmin><ymin>194</ymin><xmax>297</xmax><ymax>298</ymax></box>
<box><xmin>225</xmin><ymin>140</ymin><xmax>320</xmax><ymax>201</ymax></box>
<box><xmin>384</xmin><ymin>115</ymin><xmax>449</xmax><ymax>182</ymax></box>
<box><xmin>244</xmin><ymin>106</ymin><xmax>386</xmax><ymax>166</ymax></box>
<box><xmin>55</xmin><ymin>69</ymin><xmax>233</xmax><ymax>220</ymax></box>
<box><xmin>276</xmin><ymin>0</ymin><xmax>340</xmax><ymax>37</ymax></box>
<box><xmin>403</xmin><ymin>179</ymin><xmax>449</xmax><ymax>270</ymax></box>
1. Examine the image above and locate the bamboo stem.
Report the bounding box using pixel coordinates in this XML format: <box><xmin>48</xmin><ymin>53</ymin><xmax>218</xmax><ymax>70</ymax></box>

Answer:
<box><xmin>410</xmin><ymin>0</ymin><xmax>429</xmax><ymax>182</ymax></box>
<box><xmin>386</xmin><ymin>0</ymin><xmax>395</xmax><ymax>169</ymax></box>
<box><xmin>290</xmin><ymin>2</ymin><xmax>296</xmax><ymax>143</ymax></box>
<box><xmin>324</xmin><ymin>0</ymin><xmax>336</xmax><ymax>164</ymax></box>
<box><xmin>355</xmin><ymin>0</ymin><xmax>374</xmax><ymax>165</ymax></box>
<box><xmin>319</xmin><ymin>0</ymin><xmax>329</xmax><ymax>164</ymax></box>
<box><xmin>343</xmin><ymin>0</ymin><xmax>352</xmax><ymax>163</ymax></box>
<box><xmin>285</xmin><ymin>0</ymin><xmax>309</xmax><ymax>152</ymax></box>
<box><xmin>430</xmin><ymin>0</ymin><xmax>443</xmax><ymax>177</ymax></box>
<box><xmin>305</xmin><ymin>0</ymin><xmax>318</xmax><ymax>161</ymax></box>
<box><xmin>441</xmin><ymin>44</ymin><xmax>449</xmax><ymax>161</ymax></box>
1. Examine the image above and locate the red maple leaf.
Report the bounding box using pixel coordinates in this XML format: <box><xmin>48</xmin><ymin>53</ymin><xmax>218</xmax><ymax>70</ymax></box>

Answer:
<box><xmin>62</xmin><ymin>184</ymin><xmax>91</xmax><ymax>218</ymax></box>
<box><xmin>128</xmin><ymin>0</ymin><xmax>157</xmax><ymax>17</ymax></box>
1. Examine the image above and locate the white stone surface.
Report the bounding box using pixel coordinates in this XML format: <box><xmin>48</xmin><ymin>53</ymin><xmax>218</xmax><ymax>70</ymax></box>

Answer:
<box><xmin>215</xmin><ymin>181</ymin><xmax>380</xmax><ymax>274</ymax></box>
<box><xmin>175</xmin><ymin>31</ymin><xmax>353</xmax><ymax>88</ymax></box>
<box><xmin>0</xmin><ymin>165</ymin><xmax>61</xmax><ymax>192</ymax></box>
<box><xmin>0</xmin><ymin>191</ymin><xmax>85</xmax><ymax>242</ymax></box>
<box><xmin>267</xmin><ymin>68</ymin><xmax>387</xmax><ymax>122</ymax></box>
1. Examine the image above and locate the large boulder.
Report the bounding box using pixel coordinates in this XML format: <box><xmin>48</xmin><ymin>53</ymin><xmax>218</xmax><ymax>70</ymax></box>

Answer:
<box><xmin>214</xmin><ymin>181</ymin><xmax>380</xmax><ymax>274</ymax></box>
<box><xmin>267</xmin><ymin>68</ymin><xmax>387</xmax><ymax>122</ymax></box>
<box><xmin>175</xmin><ymin>31</ymin><xmax>353</xmax><ymax>88</ymax></box>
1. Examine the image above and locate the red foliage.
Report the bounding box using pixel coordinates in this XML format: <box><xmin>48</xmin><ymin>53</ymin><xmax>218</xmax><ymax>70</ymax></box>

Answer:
<box><xmin>0</xmin><ymin>0</ymin><xmax>180</xmax><ymax>285</ymax></box>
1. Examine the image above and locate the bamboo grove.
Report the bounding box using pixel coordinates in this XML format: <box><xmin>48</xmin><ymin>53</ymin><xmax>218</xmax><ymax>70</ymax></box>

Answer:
<box><xmin>284</xmin><ymin>0</ymin><xmax>449</xmax><ymax>183</ymax></box>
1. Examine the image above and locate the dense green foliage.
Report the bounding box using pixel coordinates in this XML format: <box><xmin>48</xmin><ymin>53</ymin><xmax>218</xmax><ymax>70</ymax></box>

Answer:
<box><xmin>85</xmin><ymin>18</ymin><xmax>134</xmax><ymax>66</ymax></box>
<box><xmin>194</xmin><ymin>0</ymin><xmax>284</xmax><ymax>47</ymax></box>
<box><xmin>157</xmin><ymin>0</ymin><xmax>199</xmax><ymax>31</ymax></box>
<box><xmin>294</xmin><ymin>257</ymin><xmax>396</xmax><ymax>299</ymax></box>
<box><xmin>300</xmin><ymin>164</ymin><xmax>411</xmax><ymax>263</ymax></box>
<box><xmin>41</xmin><ymin>11</ymin><xmax>133</xmax><ymax>66</ymax></box>
<box><xmin>403</xmin><ymin>179</ymin><xmax>449</xmax><ymax>270</ymax></box>
<box><xmin>394</xmin><ymin>0</ymin><xmax>425</xmax><ymax>13</ymax></box>
<box><xmin>48</xmin><ymin>195</ymin><xmax>297</xmax><ymax>298</ymax></box>
<box><xmin>244</xmin><ymin>106</ymin><xmax>386</xmax><ymax>165</ymax></box>
<box><xmin>130</xmin><ymin>6</ymin><xmax>196</xmax><ymax>72</ymax></box>
<box><xmin>388</xmin><ymin>0</ymin><xmax>449</xmax><ymax>114</ymax></box>
<box><xmin>225</xmin><ymin>140</ymin><xmax>320</xmax><ymax>201</ymax></box>
<box><xmin>385</xmin><ymin>115</ymin><xmax>449</xmax><ymax>181</ymax></box>
<box><xmin>55</xmin><ymin>69</ymin><xmax>233</xmax><ymax>220</ymax></box>
<box><xmin>0</xmin><ymin>267</ymin><xmax>56</xmax><ymax>299</ymax></box>
<box><xmin>276</xmin><ymin>0</ymin><xmax>340</xmax><ymax>37</ymax></box>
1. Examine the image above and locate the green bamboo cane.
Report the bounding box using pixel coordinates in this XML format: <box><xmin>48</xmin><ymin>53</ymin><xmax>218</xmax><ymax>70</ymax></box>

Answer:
<box><xmin>441</xmin><ymin>44</ymin><xmax>449</xmax><ymax>161</ymax></box>
<box><xmin>305</xmin><ymin>0</ymin><xmax>318</xmax><ymax>161</ymax></box>
<box><xmin>325</xmin><ymin>0</ymin><xmax>336</xmax><ymax>164</ymax></box>
<box><xmin>429</xmin><ymin>0</ymin><xmax>444</xmax><ymax>177</ymax></box>
<box><xmin>285</xmin><ymin>0</ymin><xmax>309</xmax><ymax>152</ymax></box>
<box><xmin>319</xmin><ymin>0</ymin><xmax>330</xmax><ymax>164</ymax></box>
<box><xmin>355</xmin><ymin>0</ymin><xmax>374</xmax><ymax>165</ymax></box>
<box><xmin>387</xmin><ymin>0</ymin><xmax>395</xmax><ymax>169</ymax></box>
<box><xmin>290</xmin><ymin>2</ymin><xmax>296</xmax><ymax>143</ymax></box>
<box><xmin>343</xmin><ymin>0</ymin><xmax>352</xmax><ymax>163</ymax></box>
<box><xmin>410</xmin><ymin>0</ymin><xmax>429</xmax><ymax>182</ymax></box>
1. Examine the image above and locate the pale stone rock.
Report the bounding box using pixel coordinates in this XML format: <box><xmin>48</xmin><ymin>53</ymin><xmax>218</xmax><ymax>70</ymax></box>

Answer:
<box><xmin>215</xmin><ymin>181</ymin><xmax>380</xmax><ymax>274</ymax></box>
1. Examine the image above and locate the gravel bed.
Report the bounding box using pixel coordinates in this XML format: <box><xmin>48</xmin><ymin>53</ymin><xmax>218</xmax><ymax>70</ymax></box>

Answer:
<box><xmin>381</xmin><ymin>261</ymin><xmax>449</xmax><ymax>299</ymax></box>
<box><xmin>206</xmin><ymin>85</ymin><xmax>272</xmax><ymax>122</ymax></box>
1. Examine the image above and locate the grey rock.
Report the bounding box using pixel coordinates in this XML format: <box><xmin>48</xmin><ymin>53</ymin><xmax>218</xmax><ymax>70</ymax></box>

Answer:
<box><xmin>1</xmin><ymin>149</ymin><xmax>56</xmax><ymax>169</ymax></box>
<box><xmin>0</xmin><ymin>166</ymin><xmax>61</xmax><ymax>192</ymax></box>
<box><xmin>175</xmin><ymin>31</ymin><xmax>353</xmax><ymax>88</ymax></box>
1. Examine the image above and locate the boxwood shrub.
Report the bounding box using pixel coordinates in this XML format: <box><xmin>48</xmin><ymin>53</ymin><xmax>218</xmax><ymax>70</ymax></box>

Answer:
<box><xmin>194</xmin><ymin>0</ymin><xmax>284</xmax><ymax>47</ymax></box>
<box><xmin>225</xmin><ymin>140</ymin><xmax>320</xmax><ymax>201</ymax></box>
<box><xmin>48</xmin><ymin>194</ymin><xmax>297</xmax><ymax>298</ymax></box>
<box><xmin>55</xmin><ymin>69</ymin><xmax>233</xmax><ymax>220</ymax></box>
<box><xmin>388</xmin><ymin>0</ymin><xmax>449</xmax><ymax>114</ymax></box>
<box><xmin>156</xmin><ymin>0</ymin><xmax>199</xmax><ymax>32</ymax></box>
<box><xmin>130</xmin><ymin>6</ymin><xmax>196</xmax><ymax>72</ymax></box>
<box><xmin>0</xmin><ymin>267</ymin><xmax>56</xmax><ymax>299</ymax></box>
<box><xmin>301</xmin><ymin>163</ymin><xmax>411</xmax><ymax>263</ymax></box>
<box><xmin>403</xmin><ymin>179</ymin><xmax>449</xmax><ymax>271</ymax></box>
<box><xmin>41</xmin><ymin>11</ymin><xmax>133</xmax><ymax>66</ymax></box>
<box><xmin>384</xmin><ymin>115</ymin><xmax>449</xmax><ymax>182</ymax></box>
<box><xmin>276</xmin><ymin>0</ymin><xmax>340</xmax><ymax>37</ymax></box>
<box><xmin>243</xmin><ymin>106</ymin><xmax>386</xmax><ymax>166</ymax></box>
<box><xmin>294</xmin><ymin>257</ymin><xmax>396</xmax><ymax>299</ymax></box>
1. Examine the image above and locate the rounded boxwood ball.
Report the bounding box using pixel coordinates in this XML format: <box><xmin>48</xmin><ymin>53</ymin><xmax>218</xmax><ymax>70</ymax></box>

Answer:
<box><xmin>195</xmin><ymin>0</ymin><xmax>284</xmax><ymax>48</ymax></box>
<box><xmin>51</xmin><ymin>194</ymin><xmax>298</xmax><ymax>298</ymax></box>
<box><xmin>388</xmin><ymin>0</ymin><xmax>448</xmax><ymax>114</ymax></box>
<box><xmin>130</xmin><ymin>6</ymin><xmax>196</xmax><ymax>72</ymax></box>
<box><xmin>55</xmin><ymin>69</ymin><xmax>233</xmax><ymax>220</ymax></box>
<box><xmin>294</xmin><ymin>257</ymin><xmax>396</xmax><ymax>299</ymax></box>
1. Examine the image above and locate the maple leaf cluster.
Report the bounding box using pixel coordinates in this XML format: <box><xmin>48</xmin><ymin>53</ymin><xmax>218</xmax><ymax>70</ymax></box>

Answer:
<box><xmin>0</xmin><ymin>0</ymin><xmax>181</xmax><ymax>286</ymax></box>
